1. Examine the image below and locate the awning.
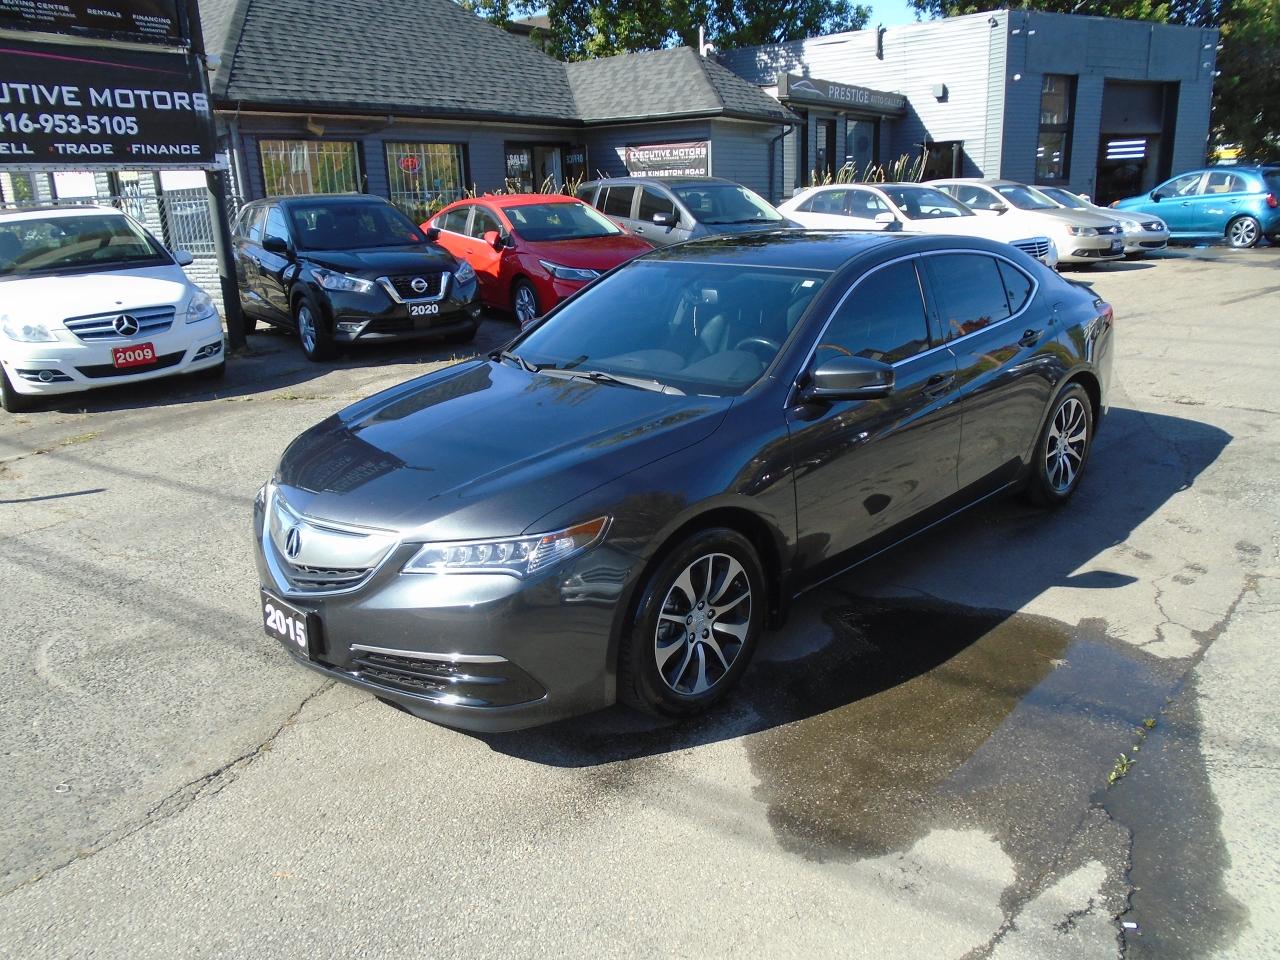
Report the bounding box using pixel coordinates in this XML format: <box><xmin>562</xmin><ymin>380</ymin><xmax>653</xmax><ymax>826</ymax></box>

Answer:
<box><xmin>776</xmin><ymin>73</ymin><xmax>907</xmax><ymax>117</ymax></box>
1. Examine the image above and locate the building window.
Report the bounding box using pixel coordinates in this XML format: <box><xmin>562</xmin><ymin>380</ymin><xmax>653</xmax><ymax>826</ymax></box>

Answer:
<box><xmin>384</xmin><ymin>142</ymin><xmax>466</xmax><ymax>223</ymax></box>
<box><xmin>1036</xmin><ymin>75</ymin><xmax>1075</xmax><ymax>182</ymax></box>
<box><xmin>259</xmin><ymin>140</ymin><xmax>361</xmax><ymax>196</ymax></box>
<box><xmin>814</xmin><ymin>118</ymin><xmax>837</xmax><ymax>182</ymax></box>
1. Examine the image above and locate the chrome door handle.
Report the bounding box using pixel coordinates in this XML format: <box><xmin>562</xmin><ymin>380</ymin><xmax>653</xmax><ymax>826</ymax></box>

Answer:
<box><xmin>923</xmin><ymin>373</ymin><xmax>954</xmax><ymax>397</ymax></box>
<box><xmin>1019</xmin><ymin>328</ymin><xmax>1043</xmax><ymax>347</ymax></box>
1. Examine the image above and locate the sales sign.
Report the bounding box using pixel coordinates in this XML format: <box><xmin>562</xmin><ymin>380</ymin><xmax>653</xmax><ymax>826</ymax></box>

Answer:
<box><xmin>0</xmin><ymin>38</ymin><xmax>216</xmax><ymax>168</ymax></box>
<box><xmin>623</xmin><ymin>141</ymin><xmax>710</xmax><ymax>178</ymax></box>
<box><xmin>0</xmin><ymin>0</ymin><xmax>184</xmax><ymax>45</ymax></box>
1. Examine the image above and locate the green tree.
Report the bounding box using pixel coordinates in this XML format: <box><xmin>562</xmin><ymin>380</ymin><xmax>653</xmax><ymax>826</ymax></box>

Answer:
<box><xmin>903</xmin><ymin>0</ymin><xmax>1276</xmax><ymax>159</ymax></box>
<box><xmin>462</xmin><ymin>0</ymin><xmax>871</xmax><ymax>60</ymax></box>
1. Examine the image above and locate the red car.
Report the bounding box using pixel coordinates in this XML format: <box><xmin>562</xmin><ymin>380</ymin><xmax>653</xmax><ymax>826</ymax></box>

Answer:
<box><xmin>424</xmin><ymin>195</ymin><xmax>652</xmax><ymax>325</ymax></box>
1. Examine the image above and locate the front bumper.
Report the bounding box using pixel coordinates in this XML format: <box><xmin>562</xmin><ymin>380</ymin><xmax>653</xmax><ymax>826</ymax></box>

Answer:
<box><xmin>1</xmin><ymin>314</ymin><xmax>224</xmax><ymax>397</ymax></box>
<box><xmin>319</xmin><ymin>279</ymin><xmax>481</xmax><ymax>344</ymax></box>
<box><xmin>1121</xmin><ymin>227</ymin><xmax>1169</xmax><ymax>253</ymax></box>
<box><xmin>1059</xmin><ymin>232</ymin><xmax>1126</xmax><ymax>263</ymax></box>
<box><xmin>253</xmin><ymin>488</ymin><xmax>640</xmax><ymax>732</ymax></box>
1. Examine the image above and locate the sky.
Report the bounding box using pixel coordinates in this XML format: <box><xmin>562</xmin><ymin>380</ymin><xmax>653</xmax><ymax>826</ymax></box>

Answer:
<box><xmin>868</xmin><ymin>0</ymin><xmax>923</xmax><ymax>28</ymax></box>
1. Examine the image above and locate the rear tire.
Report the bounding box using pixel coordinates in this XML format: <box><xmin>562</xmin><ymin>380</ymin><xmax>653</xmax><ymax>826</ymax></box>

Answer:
<box><xmin>1226</xmin><ymin>215</ymin><xmax>1261</xmax><ymax>249</ymax></box>
<box><xmin>0</xmin><ymin>367</ymin><xmax>35</xmax><ymax>413</ymax></box>
<box><xmin>294</xmin><ymin>292</ymin><xmax>334</xmax><ymax>361</ymax></box>
<box><xmin>618</xmin><ymin>527</ymin><xmax>765</xmax><ymax>719</ymax></box>
<box><xmin>1023</xmin><ymin>383</ymin><xmax>1093</xmax><ymax>507</ymax></box>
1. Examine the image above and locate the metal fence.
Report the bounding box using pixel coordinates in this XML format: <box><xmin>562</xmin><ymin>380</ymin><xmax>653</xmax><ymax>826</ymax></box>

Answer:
<box><xmin>1</xmin><ymin>187</ymin><xmax>222</xmax><ymax>256</ymax></box>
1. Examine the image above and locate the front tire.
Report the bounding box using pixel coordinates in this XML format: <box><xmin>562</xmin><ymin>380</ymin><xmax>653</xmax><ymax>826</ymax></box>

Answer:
<box><xmin>1024</xmin><ymin>383</ymin><xmax>1093</xmax><ymax>507</ymax></box>
<box><xmin>1226</xmin><ymin>215</ymin><xmax>1261</xmax><ymax>249</ymax></box>
<box><xmin>619</xmin><ymin>528</ymin><xmax>766</xmax><ymax>719</ymax></box>
<box><xmin>294</xmin><ymin>292</ymin><xmax>334</xmax><ymax>361</ymax></box>
<box><xmin>512</xmin><ymin>279</ymin><xmax>540</xmax><ymax>327</ymax></box>
<box><xmin>0</xmin><ymin>367</ymin><xmax>35</xmax><ymax>413</ymax></box>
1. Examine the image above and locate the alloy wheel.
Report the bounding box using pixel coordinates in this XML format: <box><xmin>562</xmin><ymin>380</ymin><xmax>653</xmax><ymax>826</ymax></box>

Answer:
<box><xmin>1228</xmin><ymin>218</ymin><xmax>1259</xmax><ymax>248</ymax></box>
<box><xmin>654</xmin><ymin>553</ymin><xmax>752</xmax><ymax>695</ymax></box>
<box><xmin>514</xmin><ymin>284</ymin><xmax>538</xmax><ymax>325</ymax></box>
<box><xmin>1046</xmin><ymin>396</ymin><xmax>1088</xmax><ymax>494</ymax></box>
<box><xmin>297</xmin><ymin>304</ymin><xmax>317</xmax><ymax>353</ymax></box>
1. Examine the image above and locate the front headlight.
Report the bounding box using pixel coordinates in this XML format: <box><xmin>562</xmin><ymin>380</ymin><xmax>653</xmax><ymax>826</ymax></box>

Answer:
<box><xmin>183</xmin><ymin>289</ymin><xmax>218</xmax><ymax>324</ymax></box>
<box><xmin>453</xmin><ymin>260</ymin><xmax>476</xmax><ymax>285</ymax></box>
<box><xmin>402</xmin><ymin>516</ymin><xmax>609</xmax><ymax>578</ymax></box>
<box><xmin>1064</xmin><ymin>225</ymin><xmax>1098</xmax><ymax>237</ymax></box>
<box><xmin>538</xmin><ymin>260</ymin><xmax>599</xmax><ymax>283</ymax></box>
<box><xmin>1</xmin><ymin>317</ymin><xmax>57</xmax><ymax>342</ymax></box>
<box><xmin>313</xmin><ymin>267</ymin><xmax>376</xmax><ymax>294</ymax></box>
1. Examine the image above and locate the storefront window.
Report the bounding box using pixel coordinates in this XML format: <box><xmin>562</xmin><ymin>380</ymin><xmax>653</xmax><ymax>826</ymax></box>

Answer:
<box><xmin>384</xmin><ymin>141</ymin><xmax>465</xmax><ymax>223</ymax></box>
<box><xmin>259</xmin><ymin>140</ymin><xmax>361</xmax><ymax>196</ymax></box>
<box><xmin>1036</xmin><ymin>75</ymin><xmax>1075</xmax><ymax>182</ymax></box>
<box><xmin>845</xmin><ymin>119</ymin><xmax>879</xmax><ymax>178</ymax></box>
<box><xmin>814</xmin><ymin>119</ymin><xmax>836</xmax><ymax>181</ymax></box>
<box><xmin>564</xmin><ymin>146</ymin><xmax>588</xmax><ymax>188</ymax></box>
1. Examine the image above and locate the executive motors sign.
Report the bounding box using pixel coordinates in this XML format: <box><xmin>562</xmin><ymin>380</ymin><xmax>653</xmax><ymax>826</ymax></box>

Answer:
<box><xmin>0</xmin><ymin>39</ymin><xmax>215</xmax><ymax>167</ymax></box>
<box><xmin>0</xmin><ymin>0</ymin><xmax>184</xmax><ymax>44</ymax></box>
<box><xmin>624</xmin><ymin>140</ymin><xmax>710</xmax><ymax>178</ymax></box>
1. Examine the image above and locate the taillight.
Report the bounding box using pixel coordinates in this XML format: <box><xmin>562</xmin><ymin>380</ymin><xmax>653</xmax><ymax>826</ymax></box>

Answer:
<box><xmin>1266</xmin><ymin>193</ymin><xmax>1278</xmax><ymax>209</ymax></box>
<box><xmin>1100</xmin><ymin>303</ymin><xmax>1114</xmax><ymax>328</ymax></box>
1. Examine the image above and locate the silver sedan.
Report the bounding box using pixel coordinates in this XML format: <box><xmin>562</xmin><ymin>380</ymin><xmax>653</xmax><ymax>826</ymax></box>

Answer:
<box><xmin>1038</xmin><ymin>186</ymin><xmax>1170</xmax><ymax>256</ymax></box>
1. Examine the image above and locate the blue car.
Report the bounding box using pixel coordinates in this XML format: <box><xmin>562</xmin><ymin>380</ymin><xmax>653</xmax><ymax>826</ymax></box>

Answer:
<box><xmin>1112</xmin><ymin>165</ymin><xmax>1280</xmax><ymax>248</ymax></box>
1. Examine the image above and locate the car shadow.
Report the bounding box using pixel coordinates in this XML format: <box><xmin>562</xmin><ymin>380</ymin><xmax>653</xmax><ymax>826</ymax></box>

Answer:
<box><xmin>477</xmin><ymin>404</ymin><xmax>1231</xmax><ymax>767</ymax></box>
<box><xmin>25</xmin><ymin>311</ymin><xmax>517</xmax><ymax>415</ymax></box>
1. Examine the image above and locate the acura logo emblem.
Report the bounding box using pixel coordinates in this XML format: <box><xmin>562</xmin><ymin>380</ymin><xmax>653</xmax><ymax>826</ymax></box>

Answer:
<box><xmin>284</xmin><ymin>525</ymin><xmax>303</xmax><ymax>560</ymax></box>
<box><xmin>410</xmin><ymin>277</ymin><xmax>429</xmax><ymax>294</ymax></box>
<box><xmin>113</xmin><ymin>314</ymin><xmax>140</xmax><ymax>336</ymax></box>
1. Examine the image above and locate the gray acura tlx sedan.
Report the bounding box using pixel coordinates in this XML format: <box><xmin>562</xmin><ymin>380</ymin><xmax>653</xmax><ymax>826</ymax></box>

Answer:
<box><xmin>255</xmin><ymin>231</ymin><xmax>1113</xmax><ymax>732</ymax></box>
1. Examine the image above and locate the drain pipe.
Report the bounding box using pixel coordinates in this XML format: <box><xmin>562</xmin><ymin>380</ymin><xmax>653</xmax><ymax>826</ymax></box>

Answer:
<box><xmin>768</xmin><ymin>123</ymin><xmax>795</xmax><ymax>206</ymax></box>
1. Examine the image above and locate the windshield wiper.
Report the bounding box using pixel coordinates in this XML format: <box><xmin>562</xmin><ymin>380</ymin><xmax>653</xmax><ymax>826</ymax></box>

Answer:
<box><xmin>539</xmin><ymin>366</ymin><xmax>683</xmax><ymax>395</ymax></box>
<box><xmin>489</xmin><ymin>349</ymin><xmax>539</xmax><ymax>373</ymax></box>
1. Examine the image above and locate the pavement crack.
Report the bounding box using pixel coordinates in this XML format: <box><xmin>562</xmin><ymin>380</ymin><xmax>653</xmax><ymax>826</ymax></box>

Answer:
<box><xmin>0</xmin><ymin>680</ymin><xmax>334</xmax><ymax>900</ymax></box>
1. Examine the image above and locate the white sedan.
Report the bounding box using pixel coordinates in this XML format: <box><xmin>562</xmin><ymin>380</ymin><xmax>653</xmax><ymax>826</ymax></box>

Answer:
<box><xmin>0</xmin><ymin>205</ymin><xmax>224</xmax><ymax>412</ymax></box>
<box><xmin>778</xmin><ymin>183</ymin><xmax>1058</xmax><ymax>268</ymax></box>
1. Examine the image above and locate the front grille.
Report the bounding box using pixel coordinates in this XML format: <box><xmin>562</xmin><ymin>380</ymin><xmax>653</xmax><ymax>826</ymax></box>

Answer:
<box><xmin>286</xmin><ymin>563</ymin><xmax>368</xmax><ymax>590</ymax></box>
<box><xmin>265</xmin><ymin>489</ymin><xmax>397</xmax><ymax>594</ymax></box>
<box><xmin>1012</xmin><ymin>237</ymin><xmax>1052</xmax><ymax>261</ymax></box>
<box><xmin>1100</xmin><ymin>224</ymin><xmax>1123</xmax><ymax>235</ymax></box>
<box><xmin>65</xmin><ymin>305</ymin><xmax>175</xmax><ymax>342</ymax></box>
<box><xmin>385</xmin><ymin>273</ymin><xmax>444</xmax><ymax>300</ymax></box>
<box><xmin>1071</xmin><ymin>248</ymin><xmax>1121</xmax><ymax>259</ymax></box>
<box><xmin>76</xmin><ymin>350</ymin><xmax>185</xmax><ymax>378</ymax></box>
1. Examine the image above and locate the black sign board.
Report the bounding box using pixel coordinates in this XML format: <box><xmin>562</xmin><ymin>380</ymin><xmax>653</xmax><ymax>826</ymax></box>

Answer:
<box><xmin>777</xmin><ymin>73</ymin><xmax>907</xmax><ymax>116</ymax></box>
<box><xmin>624</xmin><ymin>141</ymin><xmax>710</xmax><ymax>178</ymax></box>
<box><xmin>0</xmin><ymin>0</ymin><xmax>184</xmax><ymax>45</ymax></box>
<box><xmin>0</xmin><ymin>38</ymin><xmax>215</xmax><ymax>168</ymax></box>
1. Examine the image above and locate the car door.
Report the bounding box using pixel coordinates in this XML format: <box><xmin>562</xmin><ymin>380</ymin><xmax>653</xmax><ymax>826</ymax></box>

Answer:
<box><xmin>461</xmin><ymin>204</ymin><xmax>508</xmax><ymax>306</ymax></box>
<box><xmin>232</xmin><ymin>206</ymin><xmax>267</xmax><ymax>316</ymax></box>
<box><xmin>921</xmin><ymin>251</ymin><xmax>1057</xmax><ymax>494</ymax></box>
<box><xmin>792</xmin><ymin>189</ymin><xmax>859</xmax><ymax>229</ymax></box>
<box><xmin>257</xmin><ymin>204</ymin><xmax>295</xmax><ymax>322</ymax></box>
<box><xmin>1151</xmin><ymin>171</ymin><xmax>1207</xmax><ymax>235</ymax></box>
<box><xmin>786</xmin><ymin>257</ymin><xmax>961</xmax><ymax>572</ymax></box>
<box><xmin>1193</xmin><ymin>170</ymin><xmax>1251</xmax><ymax>235</ymax></box>
<box><xmin>429</xmin><ymin>204</ymin><xmax>474</xmax><ymax>263</ymax></box>
<box><xmin>633</xmin><ymin>186</ymin><xmax>686</xmax><ymax>245</ymax></box>
<box><xmin>599</xmin><ymin>184</ymin><xmax>638</xmax><ymax>234</ymax></box>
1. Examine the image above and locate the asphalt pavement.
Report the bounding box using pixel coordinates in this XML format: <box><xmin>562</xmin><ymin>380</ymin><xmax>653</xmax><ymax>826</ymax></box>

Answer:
<box><xmin>1</xmin><ymin>250</ymin><xmax>1277</xmax><ymax>959</ymax></box>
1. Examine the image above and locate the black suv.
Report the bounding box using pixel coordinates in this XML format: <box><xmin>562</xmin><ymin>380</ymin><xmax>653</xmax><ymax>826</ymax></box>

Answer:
<box><xmin>232</xmin><ymin>194</ymin><xmax>480</xmax><ymax>360</ymax></box>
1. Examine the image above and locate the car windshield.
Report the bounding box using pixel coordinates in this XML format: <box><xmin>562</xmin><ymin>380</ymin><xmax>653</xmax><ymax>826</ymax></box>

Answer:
<box><xmin>671</xmin><ymin>184</ymin><xmax>784</xmax><ymax>225</ymax></box>
<box><xmin>511</xmin><ymin>259</ymin><xmax>829</xmax><ymax>396</ymax></box>
<box><xmin>881</xmin><ymin>186</ymin><xmax>973</xmax><ymax>220</ymax></box>
<box><xmin>1039</xmin><ymin>187</ymin><xmax>1089</xmax><ymax>210</ymax></box>
<box><xmin>502</xmin><ymin>202</ymin><xmax>621</xmax><ymax>241</ymax></box>
<box><xmin>994</xmin><ymin>184</ymin><xmax>1060</xmax><ymax>210</ymax></box>
<box><xmin>289</xmin><ymin>202</ymin><xmax>425</xmax><ymax>251</ymax></box>
<box><xmin>0</xmin><ymin>213</ymin><xmax>166</xmax><ymax>278</ymax></box>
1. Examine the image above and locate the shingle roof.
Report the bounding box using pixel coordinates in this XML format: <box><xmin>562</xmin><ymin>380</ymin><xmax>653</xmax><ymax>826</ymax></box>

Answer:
<box><xmin>567</xmin><ymin>47</ymin><xmax>794</xmax><ymax>124</ymax></box>
<box><xmin>200</xmin><ymin>2</ymin><xmax>793</xmax><ymax>126</ymax></box>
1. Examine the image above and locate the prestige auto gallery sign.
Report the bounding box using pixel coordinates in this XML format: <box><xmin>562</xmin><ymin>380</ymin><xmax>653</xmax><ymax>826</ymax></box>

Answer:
<box><xmin>624</xmin><ymin>141</ymin><xmax>710</xmax><ymax>178</ymax></box>
<box><xmin>0</xmin><ymin>39</ymin><xmax>215</xmax><ymax>167</ymax></box>
<box><xmin>0</xmin><ymin>0</ymin><xmax>183</xmax><ymax>45</ymax></box>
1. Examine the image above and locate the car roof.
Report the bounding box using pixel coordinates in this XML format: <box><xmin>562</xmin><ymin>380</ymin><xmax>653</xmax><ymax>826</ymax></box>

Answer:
<box><xmin>0</xmin><ymin>204</ymin><xmax>126</xmax><ymax>221</ymax></box>
<box><xmin>644</xmin><ymin>229</ymin><xmax>927</xmax><ymax>271</ymax></box>
<box><xmin>268</xmin><ymin>193</ymin><xmax>391</xmax><ymax>207</ymax></box>
<box><xmin>472</xmin><ymin>194</ymin><xmax>581</xmax><ymax>207</ymax></box>
<box><xmin>584</xmin><ymin>176</ymin><xmax>738</xmax><ymax>189</ymax></box>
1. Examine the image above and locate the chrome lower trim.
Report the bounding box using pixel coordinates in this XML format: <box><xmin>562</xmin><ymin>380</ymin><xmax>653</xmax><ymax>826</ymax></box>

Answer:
<box><xmin>350</xmin><ymin>643</ymin><xmax>508</xmax><ymax>665</ymax></box>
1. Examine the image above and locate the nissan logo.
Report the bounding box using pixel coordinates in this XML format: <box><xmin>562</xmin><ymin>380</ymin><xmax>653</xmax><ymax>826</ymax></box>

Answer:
<box><xmin>284</xmin><ymin>525</ymin><xmax>303</xmax><ymax>560</ymax></box>
<box><xmin>410</xmin><ymin>277</ymin><xmax>429</xmax><ymax>294</ymax></box>
<box><xmin>113</xmin><ymin>314</ymin><xmax>140</xmax><ymax>336</ymax></box>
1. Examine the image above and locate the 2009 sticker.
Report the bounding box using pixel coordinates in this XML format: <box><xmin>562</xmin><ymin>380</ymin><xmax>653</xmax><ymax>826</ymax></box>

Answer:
<box><xmin>111</xmin><ymin>343</ymin><xmax>157</xmax><ymax>368</ymax></box>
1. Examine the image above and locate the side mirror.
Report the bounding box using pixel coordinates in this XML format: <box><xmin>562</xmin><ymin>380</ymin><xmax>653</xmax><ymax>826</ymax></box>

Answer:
<box><xmin>1150</xmin><ymin>192</ymin><xmax>1163</xmax><ymax>203</ymax></box>
<box><xmin>653</xmin><ymin>211</ymin><xmax>675</xmax><ymax>227</ymax></box>
<box><xmin>172</xmin><ymin>249</ymin><xmax>194</xmax><ymax>266</ymax></box>
<box><xmin>803</xmin><ymin>355</ymin><xmax>894</xmax><ymax>401</ymax></box>
<box><xmin>483</xmin><ymin>230</ymin><xmax>503</xmax><ymax>249</ymax></box>
<box><xmin>873</xmin><ymin>212</ymin><xmax>901</xmax><ymax>231</ymax></box>
<box><xmin>424</xmin><ymin>226</ymin><xmax>441</xmax><ymax>242</ymax></box>
<box><xmin>263</xmin><ymin>235</ymin><xmax>290</xmax><ymax>255</ymax></box>
<box><xmin>991</xmin><ymin>202</ymin><xmax>1008</xmax><ymax>215</ymax></box>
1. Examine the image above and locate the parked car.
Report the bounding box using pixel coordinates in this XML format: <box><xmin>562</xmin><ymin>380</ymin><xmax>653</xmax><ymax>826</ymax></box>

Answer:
<box><xmin>254</xmin><ymin>231</ymin><xmax>1113</xmax><ymax>732</ymax></box>
<box><xmin>778</xmin><ymin>183</ymin><xmax>1059</xmax><ymax>267</ymax></box>
<box><xmin>232</xmin><ymin>194</ymin><xmax>480</xmax><ymax>361</ymax></box>
<box><xmin>929</xmin><ymin>178</ymin><xmax>1125</xmax><ymax>265</ymax></box>
<box><xmin>0</xmin><ymin>205</ymin><xmax>224</xmax><ymax>413</ymax></box>
<box><xmin>1110</xmin><ymin>165</ymin><xmax>1280</xmax><ymax>248</ymax></box>
<box><xmin>576</xmin><ymin>176</ymin><xmax>798</xmax><ymax>247</ymax></box>
<box><xmin>426</xmin><ymin>194</ymin><xmax>652</xmax><ymax>326</ymax></box>
<box><xmin>1036</xmin><ymin>186</ymin><xmax>1169</xmax><ymax>256</ymax></box>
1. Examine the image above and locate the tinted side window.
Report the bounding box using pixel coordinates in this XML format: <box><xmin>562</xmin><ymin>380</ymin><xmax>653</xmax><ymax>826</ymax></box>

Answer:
<box><xmin>575</xmin><ymin>184</ymin><xmax>597</xmax><ymax>204</ymax></box>
<box><xmin>602</xmin><ymin>185</ymin><xmax>636</xmax><ymax>218</ymax></box>
<box><xmin>997</xmin><ymin>260</ymin><xmax>1034</xmax><ymax>314</ymax></box>
<box><xmin>245</xmin><ymin>207</ymin><xmax>265</xmax><ymax>243</ymax></box>
<box><xmin>928</xmin><ymin>254</ymin><xmax>1012</xmax><ymax>339</ymax></box>
<box><xmin>951</xmin><ymin>185</ymin><xmax>1001</xmax><ymax>211</ymax></box>
<box><xmin>801</xmin><ymin>189</ymin><xmax>848</xmax><ymax>214</ymax></box>
<box><xmin>440</xmin><ymin>206</ymin><xmax>470</xmax><ymax>234</ymax></box>
<box><xmin>1157</xmin><ymin>172</ymin><xmax>1202</xmax><ymax>198</ymax></box>
<box><xmin>264</xmin><ymin>207</ymin><xmax>289</xmax><ymax>244</ymax></box>
<box><xmin>816</xmin><ymin>260</ymin><xmax>930</xmax><ymax>365</ymax></box>
<box><xmin>846</xmin><ymin>189</ymin><xmax>890</xmax><ymax>218</ymax></box>
<box><xmin>469</xmin><ymin>207</ymin><xmax>502</xmax><ymax>238</ymax></box>
<box><xmin>1203</xmin><ymin>172</ymin><xmax>1247</xmax><ymax>194</ymax></box>
<box><xmin>637</xmin><ymin>187</ymin><xmax>676</xmax><ymax>222</ymax></box>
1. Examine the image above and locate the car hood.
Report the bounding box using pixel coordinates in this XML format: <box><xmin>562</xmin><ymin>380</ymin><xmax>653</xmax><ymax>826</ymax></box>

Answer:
<box><xmin>516</xmin><ymin>234</ymin><xmax>652</xmax><ymax>270</ymax></box>
<box><xmin>1</xmin><ymin>264</ymin><xmax>192</xmax><ymax>324</ymax></box>
<box><xmin>1019</xmin><ymin>207</ymin><xmax>1122</xmax><ymax>229</ymax></box>
<box><xmin>698</xmin><ymin>218</ymin><xmax>798</xmax><ymax>236</ymax></box>
<box><xmin>274</xmin><ymin>359</ymin><xmax>733</xmax><ymax>539</ymax></box>
<box><xmin>299</xmin><ymin>244</ymin><xmax>457</xmax><ymax>276</ymax></box>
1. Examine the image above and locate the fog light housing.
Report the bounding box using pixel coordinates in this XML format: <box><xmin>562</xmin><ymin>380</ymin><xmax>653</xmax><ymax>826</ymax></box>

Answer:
<box><xmin>337</xmin><ymin>319</ymin><xmax>368</xmax><ymax>335</ymax></box>
<box><xmin>193</xmin><ymin>340</ymin><xmax>223</xmax><ymax>360</ymax></box>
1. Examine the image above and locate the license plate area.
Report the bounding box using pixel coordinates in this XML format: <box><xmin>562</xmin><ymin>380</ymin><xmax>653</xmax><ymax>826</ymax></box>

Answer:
<box><xmin>261</xmin><ymin>589</ymin><xmax>321</xmax><ymax>657</ymax></box>
<box><xmin>1109</xmin><ymin>239</ymin><xmax>1124</xmax><ymax>253</ymax></box>
<box><xmin>112</xmin><ymin>342</ymin><xmax>157</xmax><ymax>368</ymax></box>
<box><xmin>409</xmin><ymin>302</ymin><xmax>440</xmax><ymax>317</ymax></box>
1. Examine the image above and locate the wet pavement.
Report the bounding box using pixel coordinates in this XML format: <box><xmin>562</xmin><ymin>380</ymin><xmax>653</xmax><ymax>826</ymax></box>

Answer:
<box><xmin>1</xmin><ymin>248</ymin><xmax>1278</xmax><ymax>958</ymax></box>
